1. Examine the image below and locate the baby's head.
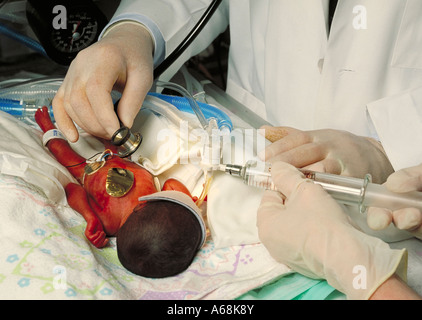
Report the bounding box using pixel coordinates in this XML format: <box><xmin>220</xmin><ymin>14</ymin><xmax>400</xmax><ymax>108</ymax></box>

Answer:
<box><xmin>116</xmin><ymin>191</ymin><xmax>206</xmax><ymax>278</ymax></box>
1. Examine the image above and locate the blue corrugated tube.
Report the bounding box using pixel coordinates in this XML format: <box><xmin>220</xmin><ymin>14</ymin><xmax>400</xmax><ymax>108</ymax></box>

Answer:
<box><xmin>0</xmin><ymin>22</ymin><xmax>48</xmax><ymax>57</ymax></box>
<box><xmin>0</xmin><ymin>98</ymin><xmax>54</xmax><ymax>124</ymax></box>
<box><xmin>148</xmin><ymin>92</ymin><xmax>233</xmax><ymax>132</ymax></box>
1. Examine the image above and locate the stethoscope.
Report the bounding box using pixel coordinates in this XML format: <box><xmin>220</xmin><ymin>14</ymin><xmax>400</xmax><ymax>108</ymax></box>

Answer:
<box><xmin>112</xmin><ymin>0</ymin><xmax>223</xmax><ymax>157</ymax></box>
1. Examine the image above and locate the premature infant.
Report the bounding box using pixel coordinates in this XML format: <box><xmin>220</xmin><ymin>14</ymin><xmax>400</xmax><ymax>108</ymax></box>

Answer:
<box><xmin>35</xmin><ymin>106</ymin><xmax>206</xmax><ymax>278</ymax></box>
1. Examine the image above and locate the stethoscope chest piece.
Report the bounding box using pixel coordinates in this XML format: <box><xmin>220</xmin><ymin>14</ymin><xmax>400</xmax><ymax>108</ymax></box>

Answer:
<box><xmin>111</xmin><ymin>126</ymin><xmax>143</xmax><ymax>158</ymax></box>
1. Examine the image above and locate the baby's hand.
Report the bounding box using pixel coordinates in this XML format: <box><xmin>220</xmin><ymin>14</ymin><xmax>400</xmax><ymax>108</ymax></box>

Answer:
<box><xmin>85</xmin><ymin>219</ymin><xmax>109</xmax><ymax>248</ymax></box>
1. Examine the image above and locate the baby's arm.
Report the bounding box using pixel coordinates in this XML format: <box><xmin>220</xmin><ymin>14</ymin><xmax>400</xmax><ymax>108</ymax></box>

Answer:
<box><xmin>65</xmin><ymin>183</ymin><xmax>108</xmax><ymax>248</ymax></box>
<box><xmin>36</xmin><ymin>107</ymin><xmax>108</xmax><ymax>247</ymax></box>
<box><xmin>162</xmin><ymin>178</ymin><xmax>198</xmax><ymax>202</ymax></box>
<box><xmin>35</xmin><ymin>106</ymin><xmax>86</xmax><ymax>182</ymax></box>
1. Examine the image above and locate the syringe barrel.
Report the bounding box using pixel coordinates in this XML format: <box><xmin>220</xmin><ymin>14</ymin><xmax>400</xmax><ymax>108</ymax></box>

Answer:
<box><xmin>363</xmin><ymin>183</ymin><xmax>422</xmax><ymax>211</ymax></box>
<box><xmin>224</xmin><ymin>161</ymin><xmax>422</xmax><ymax>213</ymax></box>
<box><xmin>298</xmin><ymin>170</ymin><xmax>422</xmax><ymax>212</ymax></box>
<box><xmin>303</xmin><ymin>171</ymin><xmax>366</xmax><ymax>206</ymax></box>
<box><xmin>244</xmin><ymin>160</ymin><xmax>275</xmax><ymax>190</ymax></box>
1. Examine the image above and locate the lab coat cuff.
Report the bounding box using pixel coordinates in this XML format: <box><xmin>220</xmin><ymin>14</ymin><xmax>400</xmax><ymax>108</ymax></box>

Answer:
<box><xmin>98</xmin><ymin>13</ymin><xmax>165</xmax><ymax>68</ymax></box>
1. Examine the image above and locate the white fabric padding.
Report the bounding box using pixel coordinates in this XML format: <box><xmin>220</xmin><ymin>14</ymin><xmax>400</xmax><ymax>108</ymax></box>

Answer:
<box><xmin>0</xmin><ymin>111</ymin><xmax>77</xmax><ymax>204</ymax></box>
<box><xmin>207</xmin><ymin>128</ymin><xmax>269</xmax><ymax>248</ymax></box>
<box><xmin>207</xmin><ymin>172</ymin><xmax>264</xmax><ymax>248</ymax></box>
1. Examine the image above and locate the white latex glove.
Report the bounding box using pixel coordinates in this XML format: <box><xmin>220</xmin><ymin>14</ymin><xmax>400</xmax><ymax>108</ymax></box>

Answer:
<box><xmin>257</xmin><ymin>161</ymin><xmax>407</xmax><ymax>300</ymax></box>
<box><xmin>260</xmin><ymin>126</ymin><xmax>394</xmax><ymax>184</ymax></box>
<box><xmin>367</xmin><ymin>163</ymin><xmax>422</xmax><ymax>240</ymax></box>
<box><xmin>53</xmin><ymin>23</ymin><xmax>154</xmax><ymax>142</ymax></box>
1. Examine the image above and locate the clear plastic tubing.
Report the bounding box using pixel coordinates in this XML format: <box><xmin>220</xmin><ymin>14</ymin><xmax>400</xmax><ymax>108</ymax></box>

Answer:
<box><xmin>0</xmin><ymin>98</ymin><xmax>54</xmax><ymax>122</ymax></box>
<box><xmin>148</xmin><ymin>92</ymin><xmax>233</xmax><ymax>132</ymax></box>
<box><xmin>221</xmin><ymin>160</ymin><xmax>422</xmax><ymax>213</ymax></box>
<box><xmin>153</xmin><ymin>80</ymin><xmax>209</xmax><ymax>130</ymax></box>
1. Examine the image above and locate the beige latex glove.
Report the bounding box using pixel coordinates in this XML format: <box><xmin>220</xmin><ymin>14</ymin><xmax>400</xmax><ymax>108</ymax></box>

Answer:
<box><xmin>367</xmin><ymin>163</ymin><xmax>422</xmax><ymax>240</ymax></box>
<box><xmin>260</xmin><ymin>126</ymin><xmax>394</xmax><ymax>184</ymax></box>
<box><xmin>53</xmin><ymin>23</ymin><xmax>154</xmax><ymax>142</ymax></box>
<box><xmin>257</xmin><ymin>161</ymin><xmax>407</xmax><ymax>300</ymax></box>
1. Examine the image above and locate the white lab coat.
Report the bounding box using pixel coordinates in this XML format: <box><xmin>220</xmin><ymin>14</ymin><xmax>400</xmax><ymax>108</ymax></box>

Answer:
<box><xmin>109</xmin><ymin>0</ymin><xmax>422</xmax><ymax>170</ymax></box>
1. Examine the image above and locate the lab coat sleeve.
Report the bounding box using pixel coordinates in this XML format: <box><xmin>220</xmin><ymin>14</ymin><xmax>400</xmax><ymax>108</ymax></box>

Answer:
<box><xmin>367</xmin><ymin>86</ymin><xmax>422</xmax><ymax>171</ymax></box>
<box><xmin>99</xmin><ymin>13</ymin><xmax>166</xmax><ymax>67</ymax></box>
<box><xmin>100</xmin><ymin>0</ymin><xmax>229</xmax><ymax>76</ymax></box>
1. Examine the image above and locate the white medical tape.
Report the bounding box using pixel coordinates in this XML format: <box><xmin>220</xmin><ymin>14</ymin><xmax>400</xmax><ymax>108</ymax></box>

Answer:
<box><xmin>43</xmin><ymin>129</ymin><xmax>66</xmax><ymax>146</ymax></box>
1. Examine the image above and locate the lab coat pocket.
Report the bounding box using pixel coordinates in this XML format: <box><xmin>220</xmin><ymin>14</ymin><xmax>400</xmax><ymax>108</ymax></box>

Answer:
<box><xmin>391</xmin><ymin>0</ymin><xmax>422</xmax><ymax>69</ymax></box>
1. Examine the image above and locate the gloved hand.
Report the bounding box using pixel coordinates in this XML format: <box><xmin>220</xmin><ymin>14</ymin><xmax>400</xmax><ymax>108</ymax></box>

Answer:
<box><xmin>367</xmin><ymin>163</ymin><xmax>422</xmax><ymax>240</ymax></box>
<box><xmin>256</xmin><ymin>161</ymin><xmax>407</xmax><ymax>300</ymax></box>
<box><xmin>53</xmin><ymin>23</ymin><xmax>154</xmax><ymax>142</ymax></box>
<box><xmin>260</xmin><ymin>126</ymin><xmax>394</xmax><ymax>183</ymax></box>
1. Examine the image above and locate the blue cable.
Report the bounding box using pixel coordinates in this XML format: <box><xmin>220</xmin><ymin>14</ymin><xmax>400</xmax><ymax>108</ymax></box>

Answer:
<box><xmin>0</xmin><ymin>22</ymin><xmax>48</xmax><ymax>57</ymax></box>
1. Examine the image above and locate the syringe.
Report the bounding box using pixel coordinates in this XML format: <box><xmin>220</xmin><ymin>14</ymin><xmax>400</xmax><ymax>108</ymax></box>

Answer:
<box><xmin>219</xmin><ymin>160</ymin><xmax>422</xmax><ymax>213</ymax></box>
